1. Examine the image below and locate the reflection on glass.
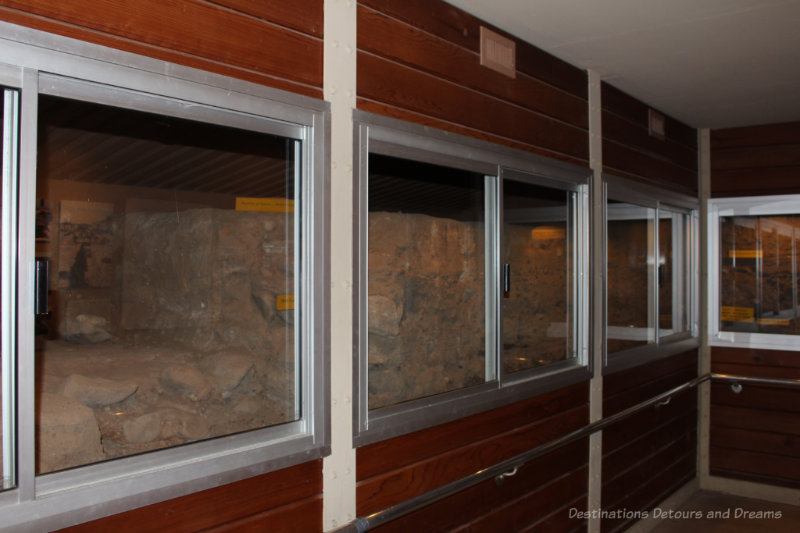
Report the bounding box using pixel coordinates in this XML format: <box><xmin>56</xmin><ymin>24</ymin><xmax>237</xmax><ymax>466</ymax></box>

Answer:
<box><xmin>368</xmin><ymin>154</ymin><xmax>486</xmax><ymax>409</ymax></box>
<box><xmin>502</xmin><ymin>180</ymin><xmax>575</xmax><ymax>374</ymax></box>
<box><xmin>607</xmin><ymin>201</ymin><xmax>655</xmax><ymax>353</ymax></box>
<box><xmin>658</xmin><ymin>210</ymin><xmax>688</xmax><ymax>337</ymax></box>
<box><xmin>35</xmin><ymin>95</ymin><xmax>298</xmax><ymax>474</ymax></box>
<box><xmin>720</xmin><ymin>215</ymin><xmax>800</xmax><ymax>335</ymax></box>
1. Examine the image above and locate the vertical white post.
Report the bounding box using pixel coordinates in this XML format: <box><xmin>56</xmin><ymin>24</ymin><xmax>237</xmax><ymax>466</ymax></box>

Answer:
<box><xmin>587</xmin><ymin>70</ymin><xmax>604</xmax><ymax>533</ymax></box>
<box><xmin>323</xmin><ymin>0</ymin><xmax>357</xmax><ymax>530</ymax></box>
<box><xmin>697</xmin><ymin>128</ymin><xmax>711</xmax><ymax>487</ymax></box>
<box><xmin>1</xmin><ymin>88</ymin><xmax>19</xmax><ymax>490</ymax></box>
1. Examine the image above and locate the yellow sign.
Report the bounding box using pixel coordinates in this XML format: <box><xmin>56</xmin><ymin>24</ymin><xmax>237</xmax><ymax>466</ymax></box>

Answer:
<box><xmin>277</xmin><ymin>294</ymin><xmax>295</xmax><ymax>311</ymax></box>
<box><xmin>728</xmin><ymin>249</ymin><xmax>762</xmax><ymax>259</ymax></box>
<box><xmin>720</xmin><ymin>306</ymin><xmax>754</xmax><ymax>322</ymax></box>
<box><xmin>235</xmin><ymin>197</ymin><xmax>294</xmax><ymax>213</ymax></box>
<box><xmin>758</xmin><ymin>317</ymin><xmax>790</xmax><ymax>326</ymax></box>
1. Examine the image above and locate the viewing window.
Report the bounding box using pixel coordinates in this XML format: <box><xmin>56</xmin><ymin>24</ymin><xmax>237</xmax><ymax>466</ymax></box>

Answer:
<box><xmin>367</xmin><ymin>154</ymin><xmax>489</xmax><ymax>409</ymax></box>
<box><xmin>355</xmin><ymin>112</ymin><xmax>589</xmax><ymax>443</ymax></box>
<box><xmin>0</xmin><ymin>26</ymin><xmax>327</xmax><ymax>529</ymax></box>
<box><xmin>710</xmin><ymin>195</ymin><xmax>800</xmax><ymax>349</ymax></box>
<box><xmin>604</xmin><ymin>176</ymin><xmax>697</xmax><ymax>368</ymax></box>
<box><xmin>35</xmin><ymin>95</ymin><xmax>300</xmax><ymax>473</ymax></box>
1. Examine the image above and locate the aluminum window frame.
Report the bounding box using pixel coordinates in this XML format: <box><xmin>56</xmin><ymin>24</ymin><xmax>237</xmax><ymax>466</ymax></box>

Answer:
<box><xmin>353</xmin><ymin>111</ymin><xmax>590</xmax><ymax>446</ymax></box>
<box><xmin>709</xmin><ymin>194</ymin><xmax>800</xmax><ymax>351</ymax></box>
<box><xmin>603</xmin><ymin>175</ymin><xmax>699</xmax><ymax>373</ymax></box>
<box><xmin>0</xmin><ymin>21</ymin><xmax>329</xmax><ymax>532</ymax></box>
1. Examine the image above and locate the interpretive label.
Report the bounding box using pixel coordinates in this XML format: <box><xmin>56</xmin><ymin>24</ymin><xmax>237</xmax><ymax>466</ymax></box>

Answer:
<box><xmin>235</xmin><ymin>197</ymin><xmax>294</xmax><ymax>213</ymax></box>
<box><xmin>721</xmin><ymin>306</ymin><xmax>754</xmax><ymax>322</ymax></box>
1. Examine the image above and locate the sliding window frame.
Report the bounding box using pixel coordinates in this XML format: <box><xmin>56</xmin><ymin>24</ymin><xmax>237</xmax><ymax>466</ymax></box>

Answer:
<box><xmin>603</xmin><ymin>175</ymin><xmax>699</xmax><ymax>373</ymax></box>
<box><xmin>354</xmin><ymin>111</ymin><xmax>591</xmax><ymax>446</ymax></box>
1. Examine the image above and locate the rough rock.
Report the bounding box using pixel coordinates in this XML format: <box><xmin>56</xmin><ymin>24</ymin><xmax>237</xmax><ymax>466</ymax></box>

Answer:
<box><xmin>123</xmin><ymin>411</ymin><xmax>163</xmax><ymax>444</ymax></box>
<box><xmin>36</xmin><ymin>393</ymin><xmax>104</xmax><ymax>473</ymax></box>
<box><xmin>367</xmin><ymin>295</ymin><xmax>402</xmax><ymax>337</ymax></box>
<box><xmin>61</xmin><ymin>313</ymin><xmax>112</xmax><ymax>344</ymax></box>
<box><xmin>62</xmin><ymin>374</ymin><xmax>138</xmax><ymax>407</ymax></box>
<box><xmin>161</xmin><ymin>364</ymin><xmax>212</xmax><ymax>401</ymax></box>
<box><xmin>202</xmin><ymin>352</ymin><xmax>254</xmax><ymax>393</ymax></box>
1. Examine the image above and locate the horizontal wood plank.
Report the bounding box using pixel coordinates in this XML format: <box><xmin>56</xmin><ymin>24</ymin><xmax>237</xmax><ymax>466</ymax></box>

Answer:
<box><xmin>711</xmin><ymin>405</ymin><xmax>800</xmax><ymax>436</ymax></box>
<box><xmin>604</xmin><ymin>367</ymin><xmax>698</xmax><ymax>417</ymax></box>
<box><xmin>369</xmin><ymin>440</ymin><xmax>587</xmax><ymax>533</ymax></box>
<box><xmin>358</xmin><ymin>0</ymin><xmax>587</xmax><ymax>98</ymax></box>
<box><xmin>603</xmin><ymin>110</ymin><xmax>697</xmax><ymax>172</ymax></box>
<box><xmin>358</xmin><ymin>381</ymin><xmax>588</xmax><ymax>480</ymax></box>
<box><xmin>602</xmin><ymin>82</ymin><xmax>696</xmax><ymax>150</ymax></box>
<box><xmin>604</xmin><ymin>411</ymin><xmax>697</xmax><ymax>481</ymax></box>
<box><xmin>356</xmin><ymin>99</ymin><xmax>590</xmax><ymax>168</ymax></box>
<box><xmin>711</xmin><ymin>144</ymin><xmax>800</xmax><ymax>170</ymax></box>
<box><xmin>603</xmin><ymin>392</ymin><xmax>696</xmax><ymax>452</ymax></box>
<box><xmin>56</xmin><ymin>460</ymin><xmax>322</xmax><ymax>532</ymax></box>
<box><xmin>712</xmin><ymin>346</ymin><xmax>800</xmax><ymax>369</ymax></box>
<box><xmin>357</xmin><ymin>405</ymin><xmax>588</xmax><ymax>515</ymax></box>
<box><xmin>711</xmin><ymin>167</ymin><xmax>800</xmax><ymax>196</ymax></box>
<box><xmin>603</xmin><ymin>140</ymin><xmax>697</xmax><ymax>193</ymax></box>
<box><xmin>710</xmin><ymin>425</ymin><xmax>800</xmax><ymax>459</ymax></box>
<box><xmin>211</xmin><ymin>0</ymin><xmax>323</xmax><ymax>37</ymax></box>
<box><xmin>357</xmin><ymin>5</ymin><xmax>587</xmax><ymax>129</ymax></box>
<box><xmin>710</xmin><ymin>382</ymin><xmax>800</xmax><ymax>413</ymax></box>
<box><xmin>711</xmin><ymin>121</ymin><xmax>800</xmax><ymax>149</ymax></box>
<box><xmin>710</xmin><ymin>446</ymin><xmax>800</xmax><ymax>487</ymax></box>
<box><xmin>604</xmin><ymin>350</ymin><xmax>697</xmax><ymax>397</ymax></box>
<box><xmin>203</xmin><ymin>495</ymin><xmax>322</xmax><ymax>533</ymax></box>
<box><xmin>459</xmin><ymin>467</ymin><xmax>588</xmax><ymax>533</ymax></box>
<box><xmin>358</xmin><ymin>52</ymin><xmax>589</xmax><ymax>160</ymax></box>
<box><xmin>601</xmin><ymin>453</ymin><xmax>695</xmax><ymax>533</ymax></box>
<box><xmin>0</xmin><ymin>0</ymin><xmax>322</xmax><ymax>88</ymax></box>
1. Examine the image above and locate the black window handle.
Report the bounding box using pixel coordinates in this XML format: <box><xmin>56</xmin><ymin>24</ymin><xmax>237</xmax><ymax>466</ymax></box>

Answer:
<box><xmin>503</xmin><ymin>264</ymin><xmax>511</xmax><ymax>295</ymax></box>
<box><xmin>35</xmin><ymin>258</ymin><xmax>49</xmax><ymax>315</ymax></box>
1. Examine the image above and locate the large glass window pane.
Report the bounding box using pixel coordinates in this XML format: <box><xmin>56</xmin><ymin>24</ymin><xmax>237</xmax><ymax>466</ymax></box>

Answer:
<box><xmin>502</xmin><ymin>179</ymin><xmax>576</xmax><ymax>374</ymax></box>
<box><xmin>35</xmin><ymin>95</ymin><xmax>299</xmax><ymax>474</ymax></box>
<box><xmin>606</xmin><ymin>201</ymin><xmax>656</xmax><ymax>353</ymax></box>
<box><xmin>367</xmin><ymin>153</ymin><xmax>487</xmax><ymax>409</ymax></box>
<box><xmin>720</xmin><ymin>214</ymin><xmax>800</xmax><ymax>335</ymax></box>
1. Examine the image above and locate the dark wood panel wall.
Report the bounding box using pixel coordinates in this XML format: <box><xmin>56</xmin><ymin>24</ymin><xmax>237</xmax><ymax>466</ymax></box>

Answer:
<box><xmin>0</xmin><ymin>0</ymin><xmax>710</xmax><ymax>531</ymax></box>
<box><xmin>0</xmin><ymin>0</ymin><xmax>324</xmax><ymax>98</ymax></box>
<box><xmin>601</xmin><ymin>350</ymin><xmax>699</xmax><ymax>533</ymax></box>
<box><xmin>357</xmin><ymin>0</ymin><xmax>589</xmax><ymax>167</ymax></box>
<box><xmin>56</xmin><ymin>460</ymin><xmax>323</xmax><ymax>533</ymax></box>
<box><xmin>710</xmin><ymin>349</ymin><xmax>800</xmax><ymax>488</ymax></box>
<box><xmin>602</xmin><ymin>82</ymin><xmax>698</xmax><ymax>193</ymax></box>
<box><xmin>711</xmin><ymin>121</ymin><xmax>800</xmax><ymax>196</ymax></box>
<box><xmin>357</xmin><ymin>382</ymin><xmax>590</xmax><ymax>533</ymax></box>
<box><xmin>709</xmin><ymin>122</ymin><xmax>800</xmax><ymax>488</ymax></box>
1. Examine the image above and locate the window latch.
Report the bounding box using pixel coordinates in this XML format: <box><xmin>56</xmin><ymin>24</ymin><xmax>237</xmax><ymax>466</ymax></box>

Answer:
<box><xmin>34</xmin><ymin>258</ymin><xmax>49</xmax><ymax>316</ymax></box>
<box><xmin>503</xmin><ymin>263</ymin><xmax>511</xmax><ymax>296</ymax></box>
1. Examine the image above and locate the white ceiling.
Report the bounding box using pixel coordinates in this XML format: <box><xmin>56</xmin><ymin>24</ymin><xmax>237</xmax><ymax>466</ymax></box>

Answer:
<box><xmin>446</xmin><ymin>0</ymin><xmax>800</xmax><ymax>129</ymax></box>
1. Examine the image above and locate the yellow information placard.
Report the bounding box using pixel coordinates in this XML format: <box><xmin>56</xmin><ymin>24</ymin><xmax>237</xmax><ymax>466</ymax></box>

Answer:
<box><xmin>235</xmin><ymin>197</ymin><xmax>295</xmax><ymax>213</ymax></box>
<box><xmin>758</xmin><ymin>317</ymin><xmax>791</xmax><ymax>326</ymax></box>
<box><xmin>277</xmin><ymin>294</ymin><xmax>295</xmax><ymax>311</ymax></box>
<box><xmin>720</xmin><ymin>306</ymin><xmax>754</xmax><ymax>322</ymax></box>
<box><xmin>728</xmin><ymin>249</ymin><xmax>762</xmax><ymax>259</ymax></box>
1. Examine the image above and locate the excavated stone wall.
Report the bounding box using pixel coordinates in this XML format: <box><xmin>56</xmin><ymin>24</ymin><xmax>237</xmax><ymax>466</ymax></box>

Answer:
<box><xmin>36</xmin><ymin>208</ymin><xmax>296</xmax><ymax>473</ymax></box>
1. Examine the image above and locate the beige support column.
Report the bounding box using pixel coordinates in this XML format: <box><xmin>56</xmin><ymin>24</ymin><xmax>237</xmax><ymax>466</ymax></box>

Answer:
<box><xmin>697</xmin><ymin>128</ymin><xmax>711</xmax><ymax>486</ymax></box>
<box><xmin>587</xmin><ymin>69</ymin><xmax>604</xmax><ymax>533</ymax></box>
<box><xmin>323</xmin><ymin>0</ymin><xmax>357</xmax><ymax>529</ymax></box>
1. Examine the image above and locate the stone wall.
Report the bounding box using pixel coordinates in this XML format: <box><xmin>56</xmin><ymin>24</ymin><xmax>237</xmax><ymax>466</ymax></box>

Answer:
<box><xmin>367</xmin><ymin>212</ymin><xmax>572</xmax><ymax>409</ymax></box>
<box><xmin>36</xmin><ymin>207</ymin><xmax>297</xmax><ymax>473</ymax></box>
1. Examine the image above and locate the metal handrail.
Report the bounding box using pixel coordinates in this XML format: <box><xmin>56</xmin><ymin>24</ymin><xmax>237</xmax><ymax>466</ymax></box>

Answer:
<box><xmin>332</xmin><ymin>372</ymin><xmax>800</xmax><ymax>532</ymax></box>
